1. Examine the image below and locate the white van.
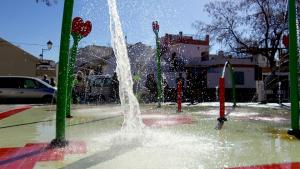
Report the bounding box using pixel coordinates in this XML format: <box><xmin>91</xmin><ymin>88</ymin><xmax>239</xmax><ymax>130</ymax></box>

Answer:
<box><xmin>0</xmin><ymin>76</ymin><xmax>57</xmax><ymax>103</ymax></box>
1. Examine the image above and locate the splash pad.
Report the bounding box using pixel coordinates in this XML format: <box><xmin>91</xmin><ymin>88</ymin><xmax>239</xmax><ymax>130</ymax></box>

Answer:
<box><xmin>2</xmin><ymin>104</ymin><xmax>300</xmax><ymax>169</ymax></box>
<box><xmin>41</xmin><ymin>0</ymin><xmax>300</xmax><ymax>168</ymax></box>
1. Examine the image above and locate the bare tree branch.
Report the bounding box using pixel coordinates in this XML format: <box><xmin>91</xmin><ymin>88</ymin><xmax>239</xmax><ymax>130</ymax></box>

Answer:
<box><xmin>194</xmin><ymin>0</ymin><xmax>291</xmax><ymax>68</ymax></box>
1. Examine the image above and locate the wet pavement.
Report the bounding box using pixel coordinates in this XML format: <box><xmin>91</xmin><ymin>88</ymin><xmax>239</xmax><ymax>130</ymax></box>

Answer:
<box><xmin>0</xmin><ymin>103</ymin><xmax>299</xmax><ymax>169</ymax></box>
<box><xmin>0</xmin><ymin>104</ymin><xmax>31</xmax><ymax>114</ymax></box>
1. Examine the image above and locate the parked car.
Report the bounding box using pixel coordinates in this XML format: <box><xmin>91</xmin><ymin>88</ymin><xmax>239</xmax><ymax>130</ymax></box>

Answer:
<box><xmin>87</xmin><ymin>75</ymin><xmax>113</xmax><ymax>102</ymax></box>
<box><xmin>0</xmin><ymin>76</ymin><xmax>57</xmax><ymax>103</ymax></box>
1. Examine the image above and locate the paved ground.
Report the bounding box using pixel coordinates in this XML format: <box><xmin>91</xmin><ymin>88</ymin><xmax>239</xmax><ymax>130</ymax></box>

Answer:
<box><xmin>0</xmin><ymin>104</ymin><xmax>29</xmax><ymax>113</ymax></box>
<box><xmin>0</xmin><ymin>103</ymin><xmax>299</xmax><ymax>169</ymax></box>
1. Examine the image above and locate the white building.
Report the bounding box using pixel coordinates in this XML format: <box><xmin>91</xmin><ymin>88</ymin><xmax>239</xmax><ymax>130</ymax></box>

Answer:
<box><xmin>202</xmin><ymin>53</ymin><xmax>257</xmax><ymax>101</ymax></box>
<box><xmin>203</xmin><ymin>54</ymin><xmax>256</xmax><ymax>89</ymax></box>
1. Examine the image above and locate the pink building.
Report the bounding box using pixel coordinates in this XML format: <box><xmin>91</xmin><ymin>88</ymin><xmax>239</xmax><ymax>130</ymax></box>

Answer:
<box><xmin>160</xmin><ymin>32</ymin><xmax>210</xmax><ymax>89</ymax></box>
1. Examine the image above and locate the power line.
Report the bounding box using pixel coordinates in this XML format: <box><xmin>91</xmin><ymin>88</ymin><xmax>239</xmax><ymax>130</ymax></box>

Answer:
<box><xmin>0</xmin><ymin>40</ymin><xmax>59</xmax><ymax>48</ymax></box>
<box><xmin>11</xmin><ymin>41</ymin><xmax>59</xmax><ymax>48</ymax></box>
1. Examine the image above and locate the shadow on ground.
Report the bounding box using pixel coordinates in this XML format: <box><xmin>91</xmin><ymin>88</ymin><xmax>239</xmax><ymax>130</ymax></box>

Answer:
<box><xmin>60</xmin><ymin>141</ymin><xmax>140</xmax><ymax>169</ymax></box>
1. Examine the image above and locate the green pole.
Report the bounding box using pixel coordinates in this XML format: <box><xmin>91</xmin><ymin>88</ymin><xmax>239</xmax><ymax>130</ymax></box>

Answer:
<box><xmin>155</xmin><ymin>32</ymin><xmax>162</xmax><ymax>108</ymax></box>
<box><xmin>50</xmin><ymin>0</ymin><xmax>74</xmax><ymax>147</ymax></box>
<box><xmin>66</xmin><ymin>35</ymin><xmax>81</xmax><ymax>118</ymax></box>
<box><xmin>288</xmin><ymin>0</ymin><xmax>300</xmax><ymax>137</ymax></box>
<box><xmin>229</xmin><ymin>64</ymin><xmax>236</xmax><ymax>107</ymax></box>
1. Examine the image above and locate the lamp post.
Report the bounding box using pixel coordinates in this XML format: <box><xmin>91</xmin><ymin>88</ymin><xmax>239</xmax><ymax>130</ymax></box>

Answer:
<box><xmin>152</xmin><ymin>21</ymin><xmax>162</xmax><ymax>108</ymax></box>
<box><xmin>40</xmin><ymin>40</ymin><xmax>53</xmax><ymax>60</ymax></box>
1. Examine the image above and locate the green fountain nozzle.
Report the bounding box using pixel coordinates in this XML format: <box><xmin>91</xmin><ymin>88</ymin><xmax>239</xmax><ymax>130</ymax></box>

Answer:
<box><xmin>288</xmin><ymin>0</ymin><xmax>300</xmax><ymax>136</ymax></box>
<box><xmin>51</xmin><ymin>0</ymin><xmax>75</xmax><ymax>148</ymax></box>
<box><xmin>153</xmin><ymin>21</ymin><xmax>162</xmax><ymax>108</ymax></box>
<box><xmin>66</xmin><ymin>17</ymin><xmax>92</xmax><ymax>118</ymax></box>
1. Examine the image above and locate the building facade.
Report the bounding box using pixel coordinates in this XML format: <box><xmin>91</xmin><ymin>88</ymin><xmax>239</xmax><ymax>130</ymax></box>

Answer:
<box><xmin>159</xmin><ymin>32</ymin><xmax>259</xmax><ymax>102</ymax></box>
<box><xmin>160</xmin><ymin>32</ymin><xmax>209</xmax><ymax>88</ymax></box>
<box><xmin>202</xmin><ymin>54</ymin><xmax>257</xmax><ymax>102</ymax></box>
<box><xmin>0</xmin><ymin>38</ymin><xmax>57</xmax><ymax>79</ymax></box>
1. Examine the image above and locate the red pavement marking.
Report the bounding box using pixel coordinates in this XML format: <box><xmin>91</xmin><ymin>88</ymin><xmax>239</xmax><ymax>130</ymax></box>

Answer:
<box><xmin>142</xmin><ymin>115</ymin><xmax>193</xmax><ymax>127</ymax></box>
<box><xmin>228</xmin><ymin>162</ymin><xmax>300</xmax><ymax>169</ymax></box>
<box><xmin>0</xmin><ymin>141</ymin><xmax>86</xmax><ymax>169</ymax></box>
<box><xmin>0</xmin><ymin>106</ymin><xmax>32</xmax><ymax>120</ymax></box>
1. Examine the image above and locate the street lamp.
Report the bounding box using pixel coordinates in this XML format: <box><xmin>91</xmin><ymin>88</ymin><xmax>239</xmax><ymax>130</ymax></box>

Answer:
<box><xmin>152</xmin><ymin>21</ymin><xmax>162</xmax><ymax>108</ymax></box>
<box><xmin>40</xmin><ymin>40</ymin><xmax>53</xmax><ymax>60</ymax></box>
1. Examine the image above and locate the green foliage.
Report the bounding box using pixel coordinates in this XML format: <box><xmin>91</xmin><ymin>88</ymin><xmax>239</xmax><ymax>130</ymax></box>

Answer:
<box><xmin>36</xmin><ymin>0</ymin><xmax>57</xmax><ymax>6</ymax></box>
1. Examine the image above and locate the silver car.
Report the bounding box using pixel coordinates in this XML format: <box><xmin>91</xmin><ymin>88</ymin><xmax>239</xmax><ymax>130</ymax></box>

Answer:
<box><xmin>0</xmin><ymin>76</ymin><xmax>57</xmax><ymax>103</ymax></box>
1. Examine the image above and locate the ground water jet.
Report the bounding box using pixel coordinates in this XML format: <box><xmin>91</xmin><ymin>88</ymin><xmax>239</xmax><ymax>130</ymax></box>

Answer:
<box><xmin>215</xmin><ymin>61</ymin><xmax>236</xmax><ymax>130</ymax></box>
<box><xmin>107</xmin><ymin>0</ymin><xmax>144</xmax><ymax>132</ymax></box>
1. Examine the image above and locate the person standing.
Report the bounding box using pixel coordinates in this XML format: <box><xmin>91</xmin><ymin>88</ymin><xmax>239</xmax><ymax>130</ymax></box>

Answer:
<box><xmin>186</xmin><ymin>72</ymin><xmax>194</xmax><ymax>104</ymax></box>
<box><xmin>176</xmin><ymin>73</ymin><xmax>185</xmax><ymax>88</ymax></box>
<box><xmin>42</xmin><ymin>74</ymin><xmax>50</xmax><ymax>84</ymax></box>
<box><xmin>145</xmin><ymin>74</ymin><xmax>157</xmax><ymax>102</ymax></box>
<box><xmin>74</xmin><ymin>71</ymin><xmax>86</xmax><ymax>103</ymax></box>
<box><xmin>192</xmin><ymin>74</ymin><xmax>201</xmax><ymax>103</ymax></box>
<box><xmin>50</xmin><ymin>77</ymin><xmax>56</xmax><ymax>87</ymax></box>
<box><xmin>163</xmin><ymin>78</ymin><xmax>170</xmax><ymax>102</ymax></box>
<box><xmin>176</xmin><ymin>73</ymin><xmax>185</xmax><ymax>101</ymax></box>
<box><xmin>111</xmin><ymin>72</ymin><xmax>119</xmax><ymax>103</ymax></box>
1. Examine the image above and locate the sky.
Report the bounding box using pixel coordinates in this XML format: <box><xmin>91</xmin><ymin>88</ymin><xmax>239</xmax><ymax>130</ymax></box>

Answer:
<box><xmin>0</xmin><ymin>0</ymin><xmax>215</xmax><ymax>62</ymax></box>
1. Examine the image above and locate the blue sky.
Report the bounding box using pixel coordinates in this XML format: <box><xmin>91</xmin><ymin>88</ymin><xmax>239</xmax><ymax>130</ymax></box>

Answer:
<box><xmin>0</xmin><ymin>0</ymin><xmax>214</xmax><ymax>62</ymax></box>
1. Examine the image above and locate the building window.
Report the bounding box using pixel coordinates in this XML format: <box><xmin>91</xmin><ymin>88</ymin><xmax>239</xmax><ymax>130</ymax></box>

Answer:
<box><xmin>201</xmin><ymin>52</ymin><xmax>209</xmax><ymax>61</ymax></box>
<box><xmin>170</xmin><ymin>52</ymin><xmax>185</xmax><ymax>72</ymax></box>
<box><xmin>207</xmin><ymin>67</ymin><xmax>218</xmax><ymax>73</ymax></box>
<box><xmin>235</xmin><ymin>72</ymin><xmax>244</xmax><ymax>85</ymax></box>
<box><xmin>22</xmin><ymin>79</ymin><xmax>38</xmax><ymax>89</ymax></box>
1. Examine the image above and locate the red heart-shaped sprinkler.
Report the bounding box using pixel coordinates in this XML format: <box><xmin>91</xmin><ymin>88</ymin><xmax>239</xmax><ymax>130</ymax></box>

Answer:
<box><xmin>72</xmin><ymin>17</ymin><xmax>84</xmax><ymax>35</ymax></box>
<box><xmin>71</xmin><ymin>17</ymin><xmax>92</xmax><ymax>37</ymax></box>
<box><xmin>80</xmin><ymin>21</ymin><xmax>92</xmax><ymax>37</ymax></box>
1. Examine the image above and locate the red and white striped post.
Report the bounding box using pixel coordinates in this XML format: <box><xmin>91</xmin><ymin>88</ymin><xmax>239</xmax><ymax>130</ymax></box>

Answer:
<box><xmin>218</xmin><ymin>77</ymin><xmax>227</xmax><ymax>123</ymax></box>
<box><xmin>177</xmin><ymin>81</ymin><xmax>182</xmax><ymax>112</ymax></box>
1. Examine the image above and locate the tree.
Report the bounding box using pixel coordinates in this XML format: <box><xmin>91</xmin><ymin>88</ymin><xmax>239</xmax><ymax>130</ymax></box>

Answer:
<box><xmin>35</xmin><ymin>0</ymin><xmax>57</xmax><ymax>6</ymax></box>
<box><xmin>193</xmin><ymin>0</ymin><xmax>297</xmax><ymax>68</ymax></box>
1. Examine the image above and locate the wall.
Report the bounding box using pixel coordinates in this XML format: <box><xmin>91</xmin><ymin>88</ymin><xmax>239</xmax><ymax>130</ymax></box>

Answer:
<box><xmin>207</xmin><ymin>67</ymin><xmax>256</xmax><ymax>88</ymax></box>
<box><xmin>0</xmin><ymin>39</ymin><xmax>39</xmax><ymax>76</ymax></box>
<box><xmin>168</xmin><ymin>43</ymin><xmax>209</xmax><ymax>62</ymax></box>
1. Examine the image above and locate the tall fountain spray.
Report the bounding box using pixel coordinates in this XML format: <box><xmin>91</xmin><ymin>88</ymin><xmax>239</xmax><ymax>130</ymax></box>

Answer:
<box><xmin>107</xmin><ymin>0</ymin><xmax>144</xmax><ymax>132</ymax></box>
